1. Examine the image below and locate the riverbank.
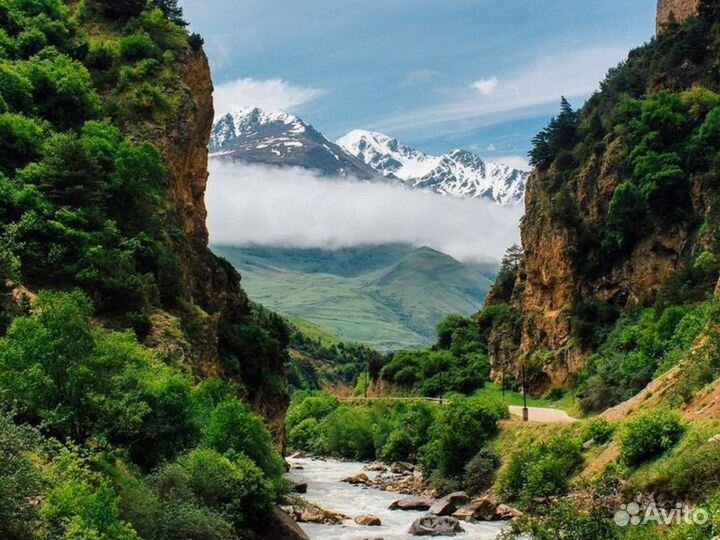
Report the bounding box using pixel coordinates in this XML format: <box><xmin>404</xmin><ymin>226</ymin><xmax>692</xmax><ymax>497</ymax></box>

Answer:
<box><xmin>285</xmin><ymin>457</ymin><xmax>508</xmax><ymax>540</ymax></box>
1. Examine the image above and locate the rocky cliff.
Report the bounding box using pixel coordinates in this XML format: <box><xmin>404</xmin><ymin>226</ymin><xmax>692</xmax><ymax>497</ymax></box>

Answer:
<box><xmin>485</xmin><ymin>2</ymin><xmax>720</xmax><ymax>394</ymax></box>
<box><xmin>657</xmin><ymin>0</ymin><xmax>701</xmax><ymax>32</ymax></box>
<box><xmin>144</xmin><ymin>47</ymin><xmax>290</xmax><ymax>445</ymax></box>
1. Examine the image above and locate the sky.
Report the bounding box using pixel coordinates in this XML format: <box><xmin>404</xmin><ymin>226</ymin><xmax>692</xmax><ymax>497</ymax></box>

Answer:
<box><xmin>182</xmin><ymin>0</ymin><xmax>657</xmax><ymax>168</ymax></box>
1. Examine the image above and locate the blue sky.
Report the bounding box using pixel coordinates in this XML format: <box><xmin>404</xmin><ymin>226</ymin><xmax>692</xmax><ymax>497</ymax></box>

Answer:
<box><xmin>182</xmin><ymin>0</ymin><xmax>656</xmax><ymax>169</ymax></box>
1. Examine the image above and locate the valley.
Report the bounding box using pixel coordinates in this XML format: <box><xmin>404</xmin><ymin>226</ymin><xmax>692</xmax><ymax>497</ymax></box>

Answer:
<box><xmin>214</xmin><ymin>244</ymin><xmax>498</xmax><ymax>350</ymax></box>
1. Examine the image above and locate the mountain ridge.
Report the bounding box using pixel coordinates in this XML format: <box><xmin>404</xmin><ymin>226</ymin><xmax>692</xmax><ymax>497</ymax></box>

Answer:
<box><xmin>337</xmin><ymin>129</ymin><xmax>528</xmax><ymax>205</ymax></box>
<box><xmin>213</xmin><ymin>244</ymin><xmax>498</xmax><ymax>350</ymax></box>
<box><xmin>209</xmin><ymin>107</ymin><xmax>528</xmax><ymax>205</ymax></box>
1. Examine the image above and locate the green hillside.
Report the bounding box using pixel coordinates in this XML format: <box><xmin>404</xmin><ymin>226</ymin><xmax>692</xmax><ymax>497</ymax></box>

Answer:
<box><xmin>213</xmin><ymin>244</ymin><xmax>498</xmax><ymax>350</ymax></box>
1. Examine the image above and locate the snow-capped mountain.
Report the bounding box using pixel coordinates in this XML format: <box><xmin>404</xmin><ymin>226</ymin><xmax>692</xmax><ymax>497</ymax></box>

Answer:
<box><xmin>209</xmin><ymin>108</ymin><xmax>378</xmax><ymax>179</ymax></box>
<box><xmin>337</xmin><ymin>130</ymin><xmax>528</xmax><ymax>205</ymax></box>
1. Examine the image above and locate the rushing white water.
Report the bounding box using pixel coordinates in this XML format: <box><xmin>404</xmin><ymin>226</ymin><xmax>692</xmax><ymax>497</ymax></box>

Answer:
<box><xmin>286</xmin><ymin>457</ymin><xmax>508</xmax><ymax>540</ymax></box>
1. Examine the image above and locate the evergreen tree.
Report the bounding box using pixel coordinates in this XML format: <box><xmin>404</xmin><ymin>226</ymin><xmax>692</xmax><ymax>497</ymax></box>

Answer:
<box><xmin>152</xmin><ymin>0</ymin><xmax>187</xmax><ymax>25</ymax></box>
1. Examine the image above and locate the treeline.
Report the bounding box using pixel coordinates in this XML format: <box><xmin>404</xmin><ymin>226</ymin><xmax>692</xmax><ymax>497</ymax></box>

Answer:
<box><xmin>286</xmin><ymin>392</ymin><xmax>508</xmax><ymax>494</ymax></box>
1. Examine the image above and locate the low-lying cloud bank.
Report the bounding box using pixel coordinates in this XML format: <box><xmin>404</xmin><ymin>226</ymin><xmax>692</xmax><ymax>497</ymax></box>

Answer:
<box><xmin>206</xmin><ymin>161</ymin><xmax>523</xmax><ymax>262</ymax></box>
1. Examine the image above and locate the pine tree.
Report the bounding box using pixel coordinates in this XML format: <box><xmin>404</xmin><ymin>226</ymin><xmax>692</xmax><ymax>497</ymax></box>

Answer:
<box><xmin>152</xmin><ymin>0</ymin><xmax>187</xmax><ymax>25</ymax></box>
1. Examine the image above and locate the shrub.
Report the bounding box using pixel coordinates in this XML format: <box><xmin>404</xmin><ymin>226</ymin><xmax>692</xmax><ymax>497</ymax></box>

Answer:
<box><xmin>499</xmin><ymin>433</ymin><xmax>584</xmax><ymax>501</ymax></box>
<box><xmin>463</xmin><ymin>446</ymin><xmax>501</xmax><ymax>496</ymax></box>
<box><xmin>582</xmin><ymin>417</ymin><xmax>615</xmax><ymax>445</ymax></box>
<box><xmin>0</xmin><ymin>413</ymin><xmax>43</xmax><ymax>540</ymax></box>
<box><xmin>202</xmin><ymin>398</ymin><xmax>285</xmax><ymax>481</ymax></box>
<box><xmin>619</xmin><ymin>410</ymin><xmax>684</xmax><ymax>466</ymax></box>
<box><xmin>120</xmin><ymin>32</ymin><xmax>160</xmax><ymax>62</ymax></box>
<box><xmin>421</xmin><ymin>397</ymin><xmax>507</xmax><ymax>479</ymax></box>
<box><xmin>0</xmin><ymin>113</ymin><xmax>45</xmax><ymax>174</ymax></box>
<box><xmin>177</xmin><ymin>449</ymin><xmax>273</xmax><ymax>528</ymax></box>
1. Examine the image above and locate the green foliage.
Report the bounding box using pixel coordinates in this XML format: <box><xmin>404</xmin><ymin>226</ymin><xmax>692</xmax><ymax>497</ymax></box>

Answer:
<box><xmin>619</xmin><ymin>410</ymin><xmax>684</xmax><ymax>466</ymax></box>
<box><xmin>529</xmin><ymin>97</ymin><xmax>579</xmax><ymax>170</ymax></box>
<box><xmin>0</xmin><ymin>413</ymin><xmax>42</xmax><ymax>540</ymax></box>
<box><xmin>0</xmin><ymin>112</ymin><xmax>45</xmax><ymax>174</ymax></box>
<box><xmin>120</xmin><ymin>32</ymin><xmax>160</xmax><ymax>62</ymax></box>
<box><xmin>380</xmin><ymin>314</ymin><xmax>492</xmax><ymax>396</ymax></box>
<box><xmin>420</xmin><ymin>396</ymin><xmax>508</xmax><ymax>481</ymax></box>
<box><xmin>202</xmin><ymin>398</ymin><xmax>285</xmax><ymax>481</ymax></box>
<box><xmin>582</xmin><ymin>417</ymin><xmax>615</xmax><ymax>445</ymax></box>
<box><xmin>499</xmin><ymin>498</ymin><xmax>617</xmax><ymax>540</ymax></box>
<box><xmin>499</xmin><ymin>433</ymin><xmax>584</xmax><ymax>502</ymax></box>
<box><xmin>577</xmin><ymin>302</ymin><xmax>711</xmax><ymax>412</ymax></box>
<box><xmin>463</xmin><ymin>446</ymin><xmax>501</xmax><ymax>496</ymax></box>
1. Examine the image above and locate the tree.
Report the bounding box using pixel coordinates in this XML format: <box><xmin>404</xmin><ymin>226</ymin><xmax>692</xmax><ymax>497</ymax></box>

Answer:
<box><xmin>93</xmin><ymin>0</ymin><xmax>145</xmax><ymax>18</ymax></box>
<box><xmin>152</xmin><ymin>0</ymin><xmax>187</xmax><ymax>25</ymax></box>
<box><xmin>529</xmin><ymin>98</ymin><xmax>579</xmax><ymax>169</ymax></box>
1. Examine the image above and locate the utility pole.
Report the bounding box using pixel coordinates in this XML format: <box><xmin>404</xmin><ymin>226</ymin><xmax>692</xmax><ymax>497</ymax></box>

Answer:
<box><xmin>501</xmin><ymin>363</ymin><xmax>506</xmax><ymax>400</ymax></box>
<box><xmin>521</xmin><ymin>363</ymin><xmax>529</xmax><ymax>422</ymax></box>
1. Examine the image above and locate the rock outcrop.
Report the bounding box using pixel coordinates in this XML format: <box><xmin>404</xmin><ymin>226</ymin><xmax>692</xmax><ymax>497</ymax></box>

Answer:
<box><xmin>657</xmin><ymin>0</ymin><xmax>701</xmax><ymax>33</ymax></box>
<box><xmin>131</xmin><ymin>45</ymin><xmax>290</xmax><ymax>446</ymax></box>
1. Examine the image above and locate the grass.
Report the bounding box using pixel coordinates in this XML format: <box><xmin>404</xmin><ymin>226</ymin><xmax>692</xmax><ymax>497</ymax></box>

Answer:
<box><xmin>286</xmin><ymin>317</ymin><xmax>342</xmax><ymax>346</ymax></box>
<box><xmin>473</xmin><ymin>383</ymin><xmax>582</xmax><ymax>416</ymax></box>
<box><xmin>213</xmin><ymin>244</ymin><xmax>496</xmax><ymax>351</ymax></box>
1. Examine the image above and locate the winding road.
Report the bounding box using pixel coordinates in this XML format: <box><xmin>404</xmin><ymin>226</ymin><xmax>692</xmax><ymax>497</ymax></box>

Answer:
<box><xmin>508</xmin><ymin>405</ymin><xmax>576</xmax><ymax>423</ymax></box>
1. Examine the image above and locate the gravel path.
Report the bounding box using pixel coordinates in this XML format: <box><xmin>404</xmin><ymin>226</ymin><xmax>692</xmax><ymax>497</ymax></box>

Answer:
<box><xmin>508</xmin><ymin>405</ymin><xmax>576</xmax><ymax>423</ymax></box>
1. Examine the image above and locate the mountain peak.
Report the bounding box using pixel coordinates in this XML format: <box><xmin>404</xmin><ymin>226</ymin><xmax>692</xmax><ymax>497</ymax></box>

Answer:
<box><xmin>337</xmin><ymin>130</ymin><xmax>528</xmax><ymax>205</ymax></box>
<box><xmin>209</xmin><ymin>107</ymin><xmax>379</xmax><ymax>179</ymax></box>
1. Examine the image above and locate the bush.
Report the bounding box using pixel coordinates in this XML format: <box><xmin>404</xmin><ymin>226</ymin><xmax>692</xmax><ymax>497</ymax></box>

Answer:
<box><xmin>0</xmin><ymin>113</ymin><xmax>45</xmax><ymax>174</ymax></box>
<box><xmin>499</xmin><ymin>433</ymin><xmax>584</xmax><ymax>501</ymax></box>
<box><xmin>120</xmin><ymin>32</ymin><xmax>160</xmax><ymax>62</ymax></box>
<box><xmin>619</xmin><ymin>410</ymin><xmax>684</xmax><ymax>466</ymax></box>
<box><xmin>463</xmin><ymin>446</ymin><xmax>501</xmax><ymax>496</ymax></box>
<box><xmin>177</xmin><ymin>449</ymin><xmax>273</xmax><ymax>528</ymax></box>
<box><xmin>582</xmin><ymin>417</ymin><xmax>615</xmax><ymax>445</ymax></box>
<box><xmin>202</xmin><ymin>398</ymin><xmax>285</xmax><ymax>481</ymax></box>
<box><xmin>421</xmin><ymin>397</ymin><xmax>507</xmax><ymax>480</ymax></box>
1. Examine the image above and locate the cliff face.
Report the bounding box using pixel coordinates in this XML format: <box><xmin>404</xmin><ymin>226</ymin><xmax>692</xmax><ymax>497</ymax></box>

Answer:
<box><xmin>140</xmin><ymin>47</ymin><xmax>290</xmax><ymax>445</ymax></box>
<box><xmin>487</xmin><ymin>3</ymin><xmax>720</xmax><ymax>393</ymax></box>
<box><xmin>657</xmin><ymin>0</ymin><xmax>701</xmax><ymax>32</ymax></box>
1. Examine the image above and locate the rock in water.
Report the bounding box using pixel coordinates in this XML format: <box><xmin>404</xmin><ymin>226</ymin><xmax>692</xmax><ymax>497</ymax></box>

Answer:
<box><xmin>389</xmin><ymin>496</ymin><xmax>436</xmax><ymax>511</ymax></box>
<box><xmin>390</xmin><ymin>461</ymin><xmax>415</xmax><ymax>474</ymax></box>
<box><xmin>341</xmin><ymin>473</ymin><xmax>372</xmax><ymax>485</ymax></box>
<box><xmin>409</xmin><ymin>516</ymin><xmax>464</xmax><ymax>536</ymax></box>
<box><xmin>453</xmin><ymin>497</ymin><xmax>498</xmax><ymax>521</ymax></box>
<box><xmin>429</xmin><ymin>492</ymin><xmax>469</xmax><ymax>516</ymax></box>
<box><xmin>354</xmin><ymin>514</ymin><xmax>382</xmax><ymax>526</ymax></box>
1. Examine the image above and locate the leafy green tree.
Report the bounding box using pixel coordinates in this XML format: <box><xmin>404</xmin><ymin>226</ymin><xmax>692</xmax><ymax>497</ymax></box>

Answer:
<box><xmin>0</xmin><ymin>413</ymin><xmax>43</xmax><ymax>540</ymax></box>
<box><xmin>0</xmin><ymin>113</ymin><xmax>45</xmax><ymax>175</ymax></box>
<box><xmin>202</xmin><ymin>398</ymin><xmax>285</xmax><ymax>481</ymax></box>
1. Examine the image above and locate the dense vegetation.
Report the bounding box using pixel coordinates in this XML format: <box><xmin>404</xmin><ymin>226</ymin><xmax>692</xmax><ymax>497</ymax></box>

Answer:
<box><xmin>286</xmin><ymin>320</ymin><xmax>384</xmax><ymax>392</ymax></box>
<box><xmin>0</xmin><ymin>2</ymin><xmax>290</xmax><ymax>539</ymax></box>
<box><xmin>378</xmin><ymin>314</ymin><xmax>493</xmax><ymax>396</ymax></box>
<box><xmin>286</xmin><ymin>392</ymin><xmax>508</xmax><ymax>494</ymax></box>
<box><xmin>0</xmin><ymin>291</ymin><xmax>284</xmax><ymax>540</ymax></box>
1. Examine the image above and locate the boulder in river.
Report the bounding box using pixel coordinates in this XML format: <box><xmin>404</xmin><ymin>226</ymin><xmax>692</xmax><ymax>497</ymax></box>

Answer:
<box><xmin>429</xmin><ymin>492</ymin><xmax>469</xmax><ymax>516</ymax></box>
<box><xmin>354</xmin><ymin>514</ymin><xmax>382</xmax><ymax>526</ymax></box>
<box><xmin>341</xmin><ymin>473</ymin><xmax>372</xmax><ymax>485</ymax></box>
<box><xmin>389</xmin><ymin>496</ymin><xmax>435</xmax><ymax>511</ymax></box>
<box><xmin>364</xmin><ymin>462</ymin><xmax>388</xmax><ymax>472</ymax></box>
<box><xmin>291</xmin><ymin>481</ymin><xmax>308</xmax><ymax>494</ymax></box>
<box><xmin>390</xmin><ymin>461</ymin><xmax>415</xmax><ymax>475</ymax></box>
<box><xmin>453</xmin><ymin>497</ymin><xmax>521</xmax><ymax>521</ymax></box>
<box><xmin>287</xmin><ymin>500</ymin><xmax>349</xmax><ymax>524</ymax></box>
<box><xmin>409</xmin><ymin>516</ymin><xmax>464</xmax><ymax>536</ymax></box>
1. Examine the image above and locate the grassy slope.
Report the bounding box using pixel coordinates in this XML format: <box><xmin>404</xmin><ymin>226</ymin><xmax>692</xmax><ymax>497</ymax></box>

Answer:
<box><xmin>214</xmin><ymin>244</ymin><xmax>498</xmax><ymax>350</ymax></box>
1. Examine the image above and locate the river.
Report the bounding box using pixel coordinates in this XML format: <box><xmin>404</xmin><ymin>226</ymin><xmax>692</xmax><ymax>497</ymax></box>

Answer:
<box><xmin>286</xmin><ymin>457</ymin><xmax>508</xmax><ymax>540</ymax></box>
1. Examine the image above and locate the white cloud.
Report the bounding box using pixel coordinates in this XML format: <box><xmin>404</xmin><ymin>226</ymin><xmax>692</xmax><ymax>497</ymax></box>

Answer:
<box><xmin>213</xmin><ymin>78</ymin><xmax>324</xmax><ymax>120</ymax></box>
<box><xmin>372</xmin><ymin>44</ymin><xmax>633</xmax><ymax>138</ymax></box>
<box><xmin>206</xmin><ymin>161</ymin><xmax>522</xmax><ymax>261</ymax></box>
<box><xmin>487</xmin><ymin>143</ymin><xmax>497</xmax><ymax>152</ymax></box>
<box><xmin>494</xmin><ymin>155</ymin><xmax>530</xmax><ymax>171</ymax></box>
<box><xmin>471</xmin><ymin>77</ymin><xmax>499</xmax><ymax>95</ymax></box>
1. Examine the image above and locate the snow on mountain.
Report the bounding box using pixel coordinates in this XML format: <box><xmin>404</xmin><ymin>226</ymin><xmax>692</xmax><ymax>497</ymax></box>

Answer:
<box><xmin>209</xmin><ymin>108</ymin><xmax>379</xmax><ymax>179</ymax></box>
<box><xmin>337</xmin><ymin>129</ymin><xmax>528</xmax><ymax>205</ymax></box>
